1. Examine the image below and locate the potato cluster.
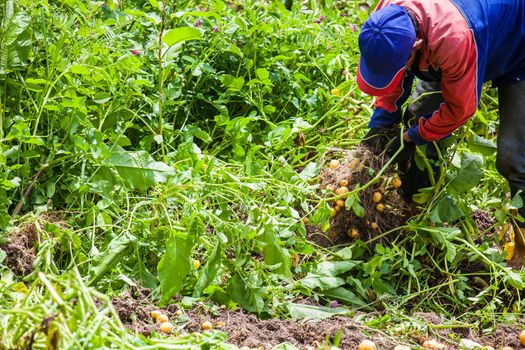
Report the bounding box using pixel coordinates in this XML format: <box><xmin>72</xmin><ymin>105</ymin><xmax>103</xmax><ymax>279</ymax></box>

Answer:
<box><xmin>321</xmin><ymin>148</ymin><xmax>409</xmax><ymax>244</ymax></box>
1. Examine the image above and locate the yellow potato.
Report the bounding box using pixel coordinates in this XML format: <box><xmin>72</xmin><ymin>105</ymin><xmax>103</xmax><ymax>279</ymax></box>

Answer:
<box><xmin>329</xmin><ymin>159</ymin><xmax>341</xmax><ymax>169</ymax></box>
<box><xmin>325</xmin><ymin>184</ymin><xmax>336</xmax><ymax>192</ymax></box>
<box><xmin>358</xmin><ymin>339</ymin><xmax>377</xmax><ymax>350</ymax></box>
<box><xmin>393</xmin><ymin>346</ymin><xmax>411</xmax><ymax>350</ymax></box>
<box><xmin>422</xmin><ymin>339</ymin><xmax>446</xmax><ymax>349</ymax></box>
<box><xmin>391</xmin><ymin>176</ymin><xmax>402</xmax><ymax>189</ymax></box>
<box><xmin>156</xmin><ymin>314</ymin><xmax>169</xmax><ymax>324</ymax></box>
<box><xmin>150</xmin><ymin>310</ymin><xmax>161</xmax><ymax>320</ymax></box>
<box><xmin>375</xmin><ymin>203</ymin><xmax>385</xmax><ymax>213</ymax></box>
<box><xmin>372</xmin><ymin>191</ymin><xmax>382</xmax><ymax>203</ymax></box>
<box><xmin>201</xmin><ymin>321</ymin><xmax>213</xmax><ymax>331</ymax></box>
<box><xmin>347</xmin><ymin>228</ymin><xmax>360</xmax><ymax>239</ymax></box>
<box><xmin>159</xmin><ymin>321</ymin><xmax>174</xmax><ymax>334</ymax></box>
<box><xmin>335</xmin><ymin>186</ymin><xmax>349</xmax><ymax>196</ymax></box>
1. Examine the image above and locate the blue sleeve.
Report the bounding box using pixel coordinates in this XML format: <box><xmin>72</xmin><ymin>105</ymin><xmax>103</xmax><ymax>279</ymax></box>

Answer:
<box><xmin>368</xmin><ymin>71</ymin><xmax>415</xmax><ymax>129</ymax></box>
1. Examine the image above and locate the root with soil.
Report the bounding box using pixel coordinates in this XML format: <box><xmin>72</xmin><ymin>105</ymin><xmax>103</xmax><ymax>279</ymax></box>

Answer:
<box><xmin>315</xmin><ymin>145</ymin><xmax>413</xmax><ymax>246</ymax></box>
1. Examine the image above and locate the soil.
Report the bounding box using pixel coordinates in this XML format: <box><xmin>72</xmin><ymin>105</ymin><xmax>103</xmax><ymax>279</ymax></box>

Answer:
<box><xmin>111</xmin><ymin>288</ymin><xmax>524</xmax><ymax>349</ymax></box>
<box><xmin>1</xmin><ymin>220</ymin><xmax>39</xmax><ymax>276</ymax></box>
<box><xmin>0</xmin><ymin>213</ymin><xmax>67</xmax><ymax>276</ymax></box>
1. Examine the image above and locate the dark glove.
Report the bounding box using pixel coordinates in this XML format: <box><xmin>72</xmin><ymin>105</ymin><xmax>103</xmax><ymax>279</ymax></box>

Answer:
<box><xmin>385</xmin><ymin>134</ymin><xmax>416</xmax><ymax>165</ymax></box>
<box><xmin>399</xmin><ymin>162</ymin><xmax>432</xmax><ymax>201</ymax></box>
<box><xmin>360</xmin><ymin>128</ymin><xmax>398</xmax><ymax>154</ymax></box>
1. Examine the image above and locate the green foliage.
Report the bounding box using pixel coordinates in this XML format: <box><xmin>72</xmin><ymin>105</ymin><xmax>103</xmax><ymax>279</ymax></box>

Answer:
<box><xmin>0</xmin><ymin>0</ymin><xmax>523</xmax><ymax>347</ymax></box>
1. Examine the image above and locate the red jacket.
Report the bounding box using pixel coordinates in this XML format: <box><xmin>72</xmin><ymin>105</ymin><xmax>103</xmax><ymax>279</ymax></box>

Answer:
<box><xmin>361</xmin><ymin>0</ymin><xmax>525</xmax><ymax>144</ymax></box>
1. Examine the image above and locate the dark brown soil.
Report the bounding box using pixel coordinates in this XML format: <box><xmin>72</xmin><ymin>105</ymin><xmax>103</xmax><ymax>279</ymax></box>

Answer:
<box><xmin>1</xmin><ymin>214</ymin><xmax>67</xmax><ymax>276</ymax></box>
<box><xmin>111</xmin><ymin>290</ymin><xmax>524</xmax><ymax>349</ymax></box>
<box><xmin>1</xmin><ymin>220</ymin><xmax>39</xmax><ymax>276</ymax></box>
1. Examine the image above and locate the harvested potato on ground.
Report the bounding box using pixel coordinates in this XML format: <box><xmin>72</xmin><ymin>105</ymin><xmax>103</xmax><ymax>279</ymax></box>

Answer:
<box><xmin>159</xmin><ymin>321</ymin><xmax>174</xmax><ymax>334</ymax></box>
<box><xmin>336</xmin><ymin>199</ymin><xmax>345</xmax><ymax>208</ymax></box>
<box><xmin>150</xmin><ymin>310</ymin><xmax>161</xmax><ymax>320</ymax></box>
<box><xmin>329</xmin><ymin>159</ymin><xmax>341</xmax><ymax>169</ymax></box>
<box><xmin>358</xmin><ymin>339</ymin><xmax>377</xmax><ymax>350</ymax></box>
<box><xmin>372</xmin><ymin>191</ymin><xmax>382</xmax><ymax>203</ymax></box>
<box><xmin>370</xmin><ymin>222</ymin><xmax>378</xmax><ymax>229</ymax></box>
<box><xmin>520</xmin><ymin>330</ymin><xmax>525</xmax><ymax>346</ymax></box>
<box><xmin>422</xmin><ymin>339</ymin><xmax>446</xmax><ymax>349</ymax></box>
<box><xmin>391</xmin><ymin>176</ymin><xmax>402</xmax><ymax>188</ymax></box>
<box><xmin>156</xmin><ymin>314</ymin><xmax>169</xmax><ymax>324</ymax></box>
<box><xmin>347</xmin><ymin>228</ymin><xmax>359</xmax><ymax>239</ymax></box>
<box><xmin>339</xmin><ymin>179</ymin><xmax>349</xmax><ymax>187</ymax></box>
<box><xmin>201</xmin><ymin>321</ymin><xmax>213</xmax><ymax>330</ymax></box>
<box><xmin>175</xmin><ymin>310</ymin><xmax>183</xmax><ymax>316</ymax></box>
<box><xmin>375</xmin><ymin>203</ymin><xmax>385</xmax><ymax>213</ymax></box>
<box><xmin>393</xmin><ymin>346</ymin><xmax>411</xmax><ymax>350</ymax></box>
<box><xmin>335</xmin><ymin>186</ymin><xmax>349</xmax><ymax>196</ymax></box>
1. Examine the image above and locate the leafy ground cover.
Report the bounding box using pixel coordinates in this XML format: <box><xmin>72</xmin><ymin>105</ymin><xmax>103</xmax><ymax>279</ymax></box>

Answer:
<box><xmin>1</xmin><ymin>0</ymin><xmax>524</xmax><ymax>348</ymax></box>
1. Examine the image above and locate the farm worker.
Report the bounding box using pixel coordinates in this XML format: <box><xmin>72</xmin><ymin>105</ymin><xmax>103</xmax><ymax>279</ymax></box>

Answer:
<box><xmin>356</xmin><ymin>0</ymin><xmax>525</xmax><ymax>268</ymax></box>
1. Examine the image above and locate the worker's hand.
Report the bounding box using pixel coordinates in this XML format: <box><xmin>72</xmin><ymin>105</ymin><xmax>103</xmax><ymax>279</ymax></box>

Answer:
<box><xmin>360</xmin><ymin>128</ymin><xmax>398</xmax><ymax>154</ymax></box>
<box><xmin>386</xmin><ymin>133</ymin><xmax>416</xmax><ymax>165</ymax></box>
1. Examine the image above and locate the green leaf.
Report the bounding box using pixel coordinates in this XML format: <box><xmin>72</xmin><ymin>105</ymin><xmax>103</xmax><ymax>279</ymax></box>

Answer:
<box><xmin>261</xmin><ymin>226</ymin><xmax>292</xmax><ymax>279</ymax></box>
<box><xmin>447</xmin><ymin>153</ymin><xmax>484</xmax><ymax>194</ymax></box>
<box><xmin>70</xmin><ymin>64</ymin><xmax>91</xmax><ymax>75</ymax></box>
<box><xmin>412</xmin><ymin>187</ymin><xmax>434</xmax><ymax>204</ymax></box>
<box><xmin>322</xmin><ymin>287</ymin><xmax>368</xmax><ymax>309</ymax></box>
<box><xmin>227</xmin><ymin>273</ymin><xmax>265</xmax><ymax>313</ymax></box>
<box><xmin>194</xmin><ymin>241</ymin><xmax>222</xmax><ymax>297</ymax></box>
<box><xmin>158</xmin><ymin>230</ymin><xmax>194</xmax><ymax>305</ymax></box>
<box><xmin>162</xmin><ymin>27</ymin><xmax>201</xmax><ymax>47</ymax></box>
<box><xmin>0</xmin><ymin>2</ymin><xmax>31</xmax><ymax>74</ymax></box>
<box><xmin>287</xmin><ymin>303</ymin><xmax>348</xmax><ymax>320</ymax></box>
<box><xmin>89</xmin><ymin>235</ymin><xmax>134</xmax><ymax>285</ymax></box>
<box><xmin>315</xmin><ymin>261</ymin><xmax>356</xmax><ymax>276</ymax></box>
<box><xmin>312</xmin><ymin>201</ymin><xmax>332</xmax><ymax>232</ymax></box>
<box><xmin>505</xmin><ymin>270</ymin><xmax>525</xmax><ymax>289</ymax></box>
<box><xmin>429</xmin><ymin>196</ymin><xmax>464</xmax><ymax>224</ymax></box>
<box><xmin>467</xmin><ymin>134</ymin><xmax>497</xmax><ymax>156</ymax></box>
<box><xmin>107</xmin><ymin>148</ymin><xmax>174</xmax><ymax>190</ymax></box>
<box><xmin>299</xmin><ymin>274</ymin><xmax>346</xmax><ymax>290</ymax></box>
<box><xmin>256</xmin><ymin>68</ymin><xmax>269</xmax><ymax>80</ymax></box>
<box><xmin>0</xmin><ymin>211</ymin><xmax>11</xmax><ymax>230</ymax></box>
<box><xmin>298</xmin><ymin>162</ymin><xmax>318</xmax><ymax>180</ymax></box>
<box><xmin>351</xmin><ymin>198</ymin><xmax>365</xmax><ymax>218</ymax></box>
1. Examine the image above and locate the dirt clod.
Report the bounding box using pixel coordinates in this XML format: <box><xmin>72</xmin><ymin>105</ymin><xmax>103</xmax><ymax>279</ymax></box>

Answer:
<box><xmin>1</xmin><ymin>221</ymin><xmax>39</xmax><ymax>276</ymax></box>
<box><xmin>1</xmin><ymin>214</ymin><xmax>68</xmax><ymax>276</ymax></box>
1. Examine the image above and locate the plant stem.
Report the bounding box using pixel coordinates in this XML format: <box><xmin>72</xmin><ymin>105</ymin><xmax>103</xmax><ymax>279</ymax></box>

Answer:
<box><xmin>157</xmin><ymin>0</ymin><xmax>167</xmax><ymax>161</ymax></box>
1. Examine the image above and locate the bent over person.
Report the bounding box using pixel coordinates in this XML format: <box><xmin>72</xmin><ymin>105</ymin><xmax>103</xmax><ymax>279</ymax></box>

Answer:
<box><xmin>356</xmin><ymin>0</ymin><xmax>525</xmax><ymax>268</ymax></box>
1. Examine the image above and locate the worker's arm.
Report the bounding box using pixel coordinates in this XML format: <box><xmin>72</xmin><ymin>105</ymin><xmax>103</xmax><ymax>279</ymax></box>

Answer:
<box><xmin>368</xmin><ymin>70</ymin><xmax>415</xmax><ymax>129</ymax></box>
<box><xmin>406</xmin><ymin>32</ymin><xmax>478</xmax><ymax>145</ymax></box>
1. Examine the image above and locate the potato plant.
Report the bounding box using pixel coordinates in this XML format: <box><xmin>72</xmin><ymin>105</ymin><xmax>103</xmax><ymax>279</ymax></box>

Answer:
<box><xmin>0</xmin><ymin>0</ymin><xmax>524</xmax><ymax>348</ymax></box>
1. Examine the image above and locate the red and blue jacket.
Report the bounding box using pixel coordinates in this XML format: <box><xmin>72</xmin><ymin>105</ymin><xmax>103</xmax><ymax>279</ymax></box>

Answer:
<box><xmin>362</xmin><ymin>0</ymin><xmax>525</xmax><ymax>144</ymax></box>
